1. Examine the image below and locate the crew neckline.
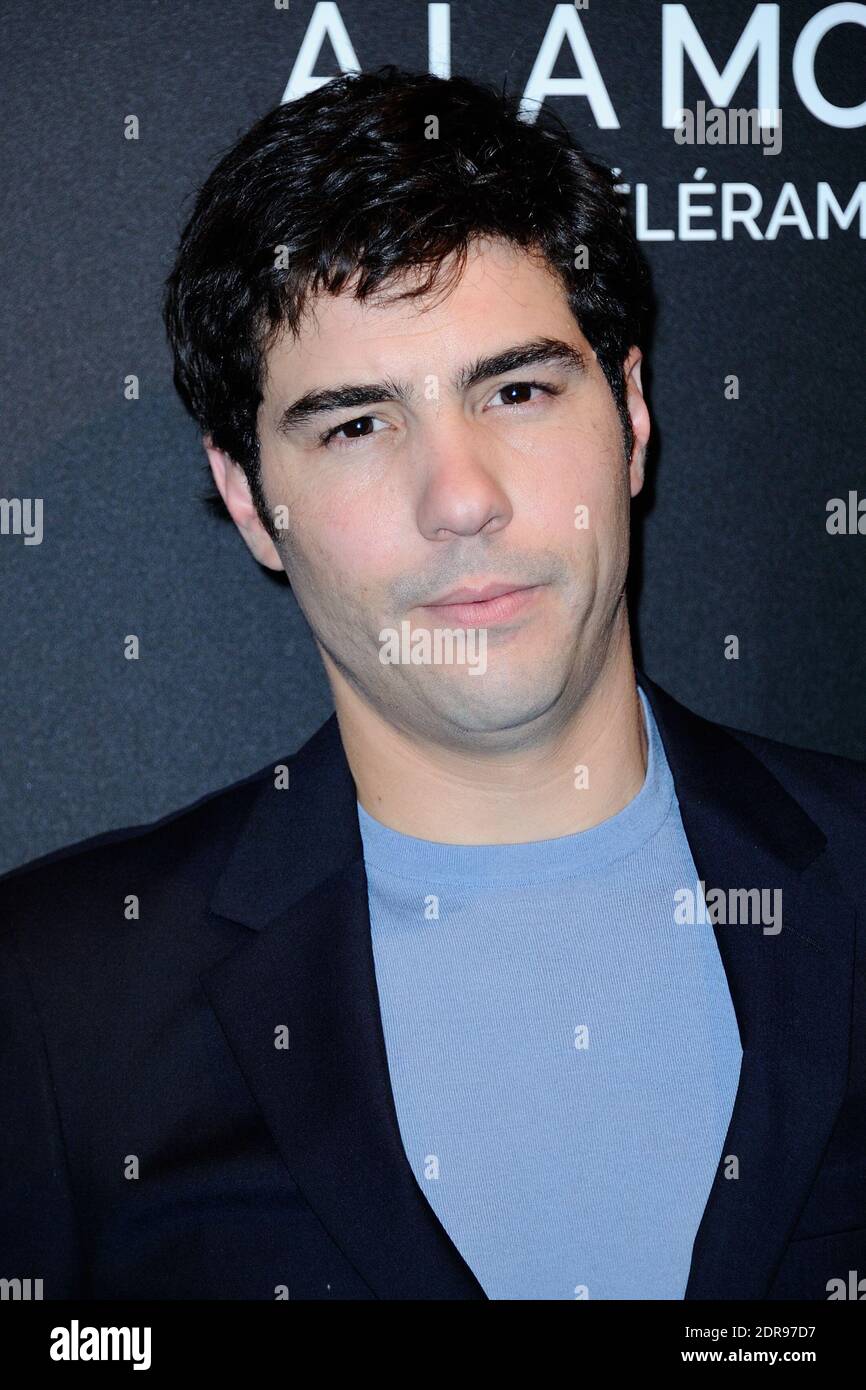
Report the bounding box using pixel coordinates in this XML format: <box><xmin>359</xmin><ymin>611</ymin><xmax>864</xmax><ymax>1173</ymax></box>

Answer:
<box><xmin>356</xmin><ymin>684</ymin><xmax>677</xmax><ymax>884</ymax></box>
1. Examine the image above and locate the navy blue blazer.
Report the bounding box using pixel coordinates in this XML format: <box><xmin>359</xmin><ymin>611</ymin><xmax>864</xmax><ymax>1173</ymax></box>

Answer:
<box><xmin>1</xmin><ymin>671</ymin><xmax>865</xmax><ymax>1300</ymax></box>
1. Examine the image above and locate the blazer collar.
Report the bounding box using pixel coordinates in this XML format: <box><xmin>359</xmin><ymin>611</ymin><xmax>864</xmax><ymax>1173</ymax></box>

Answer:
<box><xmin>201</xmin><ymin>671</ymin><xmax>854</xmax><ymax>1300</ymax></box>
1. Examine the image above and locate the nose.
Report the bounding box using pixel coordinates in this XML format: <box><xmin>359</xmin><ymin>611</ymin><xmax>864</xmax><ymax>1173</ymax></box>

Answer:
<box><xmin>414</xmin><ymin>425</ymin><xmax>513</xmax><ymax>541</ymax></box>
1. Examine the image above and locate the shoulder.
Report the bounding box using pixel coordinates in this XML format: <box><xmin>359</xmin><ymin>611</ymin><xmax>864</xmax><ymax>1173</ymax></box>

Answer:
<box><xmin>641</xmin><ymin>669</ymin><xmax>866</xmax><ymax>832</ymax></box>
<box><xmin>0</xmin><ymin>752</ymin><xmax>285</xmax><ymax>951</ymax></box>
<box><xmin>703</xmin><ymin>712</ymin><xmax>866</xmax><ymax>919</ymax></box>
<box><xmin>720</xmin><ymin>720</ymin><xmax>866</xmax><ymax>836</ymax></box>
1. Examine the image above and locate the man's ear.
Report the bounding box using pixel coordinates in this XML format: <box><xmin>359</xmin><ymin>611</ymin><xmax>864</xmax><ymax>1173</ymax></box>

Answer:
<box><xmin>623</xmin><ymin>347</ymin><xmax>651</xmax><ymax>499</ymax></box>
<box><xmin>202</xmin><ymin>435</ymin><xmax>284</xmax><ymax>572</ymax></box>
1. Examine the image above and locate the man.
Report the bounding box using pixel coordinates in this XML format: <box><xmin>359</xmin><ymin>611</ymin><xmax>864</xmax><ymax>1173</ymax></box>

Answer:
<box><xmin>2</xmin><ymin>66</ymin><xmax>864</xmax><ymax>1302</ymax></box>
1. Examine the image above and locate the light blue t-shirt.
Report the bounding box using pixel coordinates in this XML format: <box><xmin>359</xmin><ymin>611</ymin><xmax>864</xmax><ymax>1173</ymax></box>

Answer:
<box><xmin>358</xmin><ymin>685</ymin><xmax>743</xmax><ymax>1299</ymax></box>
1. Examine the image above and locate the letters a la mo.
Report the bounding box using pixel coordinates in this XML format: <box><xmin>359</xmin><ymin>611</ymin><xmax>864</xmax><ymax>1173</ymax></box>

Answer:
<box><xmin>282</xmin><ymin>2</ymin><xmax>866</xmax><ymax>131</ymax></box>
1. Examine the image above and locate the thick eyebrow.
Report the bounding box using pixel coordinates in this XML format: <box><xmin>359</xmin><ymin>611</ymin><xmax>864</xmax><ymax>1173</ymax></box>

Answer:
<box><xmin>274</xmin><ymin>336</ymin><xmax>588</xmax><ymax>437</ymax></box>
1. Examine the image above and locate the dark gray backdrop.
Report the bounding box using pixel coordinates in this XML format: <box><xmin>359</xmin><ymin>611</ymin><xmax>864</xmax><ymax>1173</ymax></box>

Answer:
<box><xmin>2</xmin><ymin>0</ymin><xmax>864</xmax><ymax>874</ymax></box>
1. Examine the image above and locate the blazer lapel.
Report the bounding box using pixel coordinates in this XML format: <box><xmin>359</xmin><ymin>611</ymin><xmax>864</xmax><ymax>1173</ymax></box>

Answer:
<box><xmin>201</xmin><ymin>676</ymin><xmax>854</xmax><ymax>1301</ymax></box>
<box><xmin>639</xmin><ymin>673</ymin><xmax>855</xmax><ymax>1299</ymax></box>
<box><xmin>200</xmin><ymin>713</ymin><xmax>487</xmax><ymax>1299</ymax></box>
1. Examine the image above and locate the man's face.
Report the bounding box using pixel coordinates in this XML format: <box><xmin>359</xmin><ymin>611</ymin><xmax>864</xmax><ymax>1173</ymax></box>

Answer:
<box><xmin>238</xmin><ymin>237</ymin><xmax>648</xmax><ymax>748</ymax></box>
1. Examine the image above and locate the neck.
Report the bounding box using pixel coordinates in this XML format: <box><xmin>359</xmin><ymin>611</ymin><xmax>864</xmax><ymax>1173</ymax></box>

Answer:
<box><xmin>322</xmin><ymin>620</ymin><xmax>648</xmax><ymax>846</ymax></box>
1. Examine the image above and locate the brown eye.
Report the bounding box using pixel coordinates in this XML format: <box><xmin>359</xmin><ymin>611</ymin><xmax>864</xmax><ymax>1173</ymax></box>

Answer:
<box><xmin>498</xmin><ymin>382</ymin><xmax>537</xmax><ymax>405</ymax></box>
<box><xmin>491</xmin><ymin>380</ymin><xmax>560</xmax><ymax>409</ymax></box>
<box><xmin>322</xmin><ymin>415</ymin><xmax>388</xmax><ymax>448</ymax></box>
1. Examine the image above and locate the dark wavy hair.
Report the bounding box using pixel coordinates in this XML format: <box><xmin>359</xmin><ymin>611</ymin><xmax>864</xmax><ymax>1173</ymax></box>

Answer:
<box><xmin>163</xmin><ymin>65</ymin><xmax>651</xmax><ymax>536</ymax></box>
